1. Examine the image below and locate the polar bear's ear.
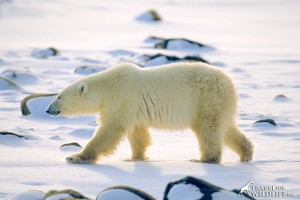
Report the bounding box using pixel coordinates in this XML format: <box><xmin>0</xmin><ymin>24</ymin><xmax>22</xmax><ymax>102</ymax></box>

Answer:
<box><xmin>77</xmin><ymin>82</ymin><xmax>88</xmax><ymax>96</ymax></box>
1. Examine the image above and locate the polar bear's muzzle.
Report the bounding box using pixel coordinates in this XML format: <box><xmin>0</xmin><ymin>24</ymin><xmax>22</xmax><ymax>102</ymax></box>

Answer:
<box><xmin>45</xmin><ymin>104</ymin><xmax>61</xmax><ymax>116</ymax></box>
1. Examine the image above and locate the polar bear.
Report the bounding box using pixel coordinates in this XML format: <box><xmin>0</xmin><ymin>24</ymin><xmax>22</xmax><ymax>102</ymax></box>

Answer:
<box><xmin>46</xmin><ymin>62</ymin><xmax>253</xmax><ymax>164</ymax></box>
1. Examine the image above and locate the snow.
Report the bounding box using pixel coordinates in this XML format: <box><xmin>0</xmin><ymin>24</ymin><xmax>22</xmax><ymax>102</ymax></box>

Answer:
<box><xmin>11</xmin><ymin>190</ymin><xmax>44</xmax><ymax>200</ymax></box>
<box><xmin>27</xmin><ymin>96</ymin><xmax>57</xmax><ymax>118</ymax></box>
<box><xmin>166</xmin><ymin>184</ymin><xmax>203</xmax><ymax>200</ymax></box>
<box><xmin>212</xmin><ymin>191</ymin><xmax>240</xmax><ymax>200</ymax></box>
<box><xmin>97</xmin><ymin>189</ymin><xmax>146</xmax><ymax>200</ymax></box>
<box><xmin>44</xmin><ymin>193</ymin><xmax>73</xmax><ymax>200</ymax></box>
<box><xmin>0</xmin><ymin>0</ymin><xmax>300</xmax><ymax>199</ymax></box>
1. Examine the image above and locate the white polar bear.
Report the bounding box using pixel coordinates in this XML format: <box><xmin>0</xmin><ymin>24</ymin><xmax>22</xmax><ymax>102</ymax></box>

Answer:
<box><xmin>46</xmin><ymin>62</ymin><xmax>253</xmax><ymax>164</ymax></box>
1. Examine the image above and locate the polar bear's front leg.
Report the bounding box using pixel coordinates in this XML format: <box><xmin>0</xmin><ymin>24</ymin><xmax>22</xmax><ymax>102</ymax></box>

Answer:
<box><xmin>127</xmin><ymin>126</ymin><xmax>152</xmax><ymax>160</ymax></box>
<box><xmin>66</xmin><ymin>124</ymin><xmax>125</xmax><ymax>164</ymax></box>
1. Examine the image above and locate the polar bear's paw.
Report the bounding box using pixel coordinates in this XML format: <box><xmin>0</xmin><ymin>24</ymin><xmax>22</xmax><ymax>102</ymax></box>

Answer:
<box><xmin>66</xmin><ymin>154</ymin><xmax>93</xmax><ymax>164</ymax></box>
<box><xmin>123</xmin><ymin>156</ymin><xmax>149</xmax><ymax>162</ymax></box>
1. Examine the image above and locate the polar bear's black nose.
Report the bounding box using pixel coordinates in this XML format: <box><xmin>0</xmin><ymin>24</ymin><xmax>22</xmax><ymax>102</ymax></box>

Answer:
<box><xmin>46</xmin><ymin>106</ymin><xmax>51</xmax><ymax>114</ymax></box>
<box><xmin>45</xmin><ymin>106</ymin><xmax>61</xmax><ymax>115</ymax></box>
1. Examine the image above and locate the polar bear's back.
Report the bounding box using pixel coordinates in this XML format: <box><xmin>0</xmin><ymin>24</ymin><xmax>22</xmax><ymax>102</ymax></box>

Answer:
<box><xmin>108</xmin><ymin>62</ymin><xmax>237</xmax><ymax>130</ymax></box>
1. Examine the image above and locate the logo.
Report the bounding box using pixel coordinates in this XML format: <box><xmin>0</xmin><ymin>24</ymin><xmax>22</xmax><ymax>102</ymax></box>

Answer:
<box><xmin>238</xmin><ymin>181</ymin><xmax>295</xmax><ymax>198</ymax></box>
<box><xmin>238</xmin><ymin>181</ymin><xmax>254</xmax><ymax>196</ymax></box>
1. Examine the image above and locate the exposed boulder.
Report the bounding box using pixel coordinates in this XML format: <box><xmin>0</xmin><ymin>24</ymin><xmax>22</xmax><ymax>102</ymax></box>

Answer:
<box><xmin>145</xmin><ymin>36</ymin><xmax>213</xmax><ymax>50</ymax></box>
<box><xmin>44</xmin><ymin>189</ymin><xmax>91</xmax><ymax>200</ymax></box>
<box><xmin>254</xmin><ymin>119</ymin><xmax>277</xmax><ymax>126</ymax></box>
<box><xmin>135</xmin><ymin>9</ymin><xmax>162</xmax><ymax>22</ymax></box>
<box><xmin>144</xmin><ymin>53</ymin><xmax>209</xmax><ymax>67</ymax></box>
<box><xmin>31</xmin><ymin>47</ymin><xmax>59</xmax><ymax>59</ymax></box>
<box><xmin>0</xmin><ymin>131</ymin><xmax>26</xmax><ymax>139</ymax></box>
<box><xmin>273</xmin><ymin>94</ymin><xmax>289</xmax><ymax>102</ymax></box>
<box><xmin>97</xmin><ymin>186</ymin><xmax>155</xmax><ymax>200</ymax></box>
<box><xmin>0</xmin><ymin>76</ymin><xmax>21</xmax><ymax>90</ymax></box>
<box><xmin>164</xmin><ymin>176</ymin><xmax>255</xmax><ymax>200</ymax></box>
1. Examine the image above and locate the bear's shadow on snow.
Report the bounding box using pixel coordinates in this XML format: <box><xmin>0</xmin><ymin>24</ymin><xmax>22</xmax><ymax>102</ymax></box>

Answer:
<box><xmin>71</xmin><ymin>161</ymin><xmax>259</xmax><ymax>188</ymax></box>
<box><xmin>72</xmin><ymin>161</ymin><xmax>166</xmax><ymax>183</ymax></box>
<box><xmin>200</xmin><ymin>163</ymin><xmax>259</xmax><ymax>185</ymax></box>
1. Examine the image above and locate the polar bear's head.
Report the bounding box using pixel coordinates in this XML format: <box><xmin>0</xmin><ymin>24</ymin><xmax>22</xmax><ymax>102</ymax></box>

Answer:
<box><xmin>46</xmin><ymin>82</ymin><xmax>90</xmax><ymax>116</ymax></box>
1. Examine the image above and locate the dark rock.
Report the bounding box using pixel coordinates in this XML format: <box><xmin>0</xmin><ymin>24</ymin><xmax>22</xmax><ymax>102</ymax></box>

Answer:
<box><xmin>74</xmin><ymin>66</ymin><xmax>106</xmax><ymax>75</ymax></box>
<box><xmin>97</xmin><ymin>186</ymin><xmax>155</xmax><ymax>200</ymax></box>
<box><xmin>144</xmin><ymin>53</ymin><xmax>209</xmax><ymax>67</ymax></box>
<box><xmin>183</xmin><ymin>56</ymin><xmax>209</xmax><ymax>63</ymax></box>
<box><xmin>0</xmin><ymin>131</ymin><xmax>27</xmax><ymax>139</ymax></box>
<box><xmin>48</xmin><ymin>47</ymin><xmax>59</xmax><ymax>56</ymax></box>
<box><xmin>254</xmin><ymin>119</ymin><xmax>277</xmax><ymax>126</ymax></box>
<box><xmin>60</xmin><ymin>142</ymin><xmax>82</xmax><ymax>149</ymax></box>
<box><xmin>163</xmin><ymin>176</ymin><xmax>255</xmax><ymax>200</ymax></box>
<box><xmin>1</xmin><ymin>69</ymin><xmax>39</xmax><ymax>85</ymax></box>
<box><xmin>145</xmin><ymin>36</ymin><xmax>213</xmax><ymax>50</ymax></box>
<box><xmin>135</xmin><ymin>9</ymin><xmax>162</xmax><ymax>22</ymax></box>
<box><xmin>44</xmin><ymin>189</ymin><xmax>91</xmax><ymax>200</ymax></box>
<box><xmin>273</xmin><ymin>94</ymin><xmax>289</xmax><ymax>102</ymax></box>
<box><xmin>31</xmin><ymin>47</ymin><xmax>59</xmax><ymax>59</ymax></box>
<box><xmin>21</xmin><ymin>93</ymin><xmax>58</xmax><ymax>116</ymax></box>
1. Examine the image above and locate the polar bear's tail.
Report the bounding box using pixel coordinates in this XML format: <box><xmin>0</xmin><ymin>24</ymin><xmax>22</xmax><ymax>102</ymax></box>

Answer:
<box><xmin>224</xmin><ymin>125</ymin><xmax>254</xmax><ymax>162</ymax></box>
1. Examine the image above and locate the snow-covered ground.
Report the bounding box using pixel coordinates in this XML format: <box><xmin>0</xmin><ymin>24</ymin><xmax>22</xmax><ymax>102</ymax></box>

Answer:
<box><xmin>0</xmin><ymin>0</ymin><xmax>300</xmax><ymax>199</ymax></box>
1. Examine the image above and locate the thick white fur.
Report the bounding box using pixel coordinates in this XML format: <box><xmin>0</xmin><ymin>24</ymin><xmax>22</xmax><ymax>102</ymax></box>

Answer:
<box><xmin>49</xmin><ymin>62</ymin><xmax>253</xmax><ymax>164</ymax></box>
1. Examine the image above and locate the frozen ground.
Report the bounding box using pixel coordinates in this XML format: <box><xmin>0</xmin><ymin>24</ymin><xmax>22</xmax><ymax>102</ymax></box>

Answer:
<box><xmin>0</xmin><ymin>0</ymin><xmax>300</xmax><ymax>199</ymax></box>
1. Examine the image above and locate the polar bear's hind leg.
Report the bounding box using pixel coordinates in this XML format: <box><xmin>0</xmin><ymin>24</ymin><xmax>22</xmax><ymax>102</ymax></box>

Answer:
<box><xmin>192</xmin><ymin>118</ymin><xmax>224</xmax><ymax>164</ymax></box>
<box><xmin>224</xmin><ymin>125</ymin><xmax>254</xmax><ymax>162</ymax></box>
